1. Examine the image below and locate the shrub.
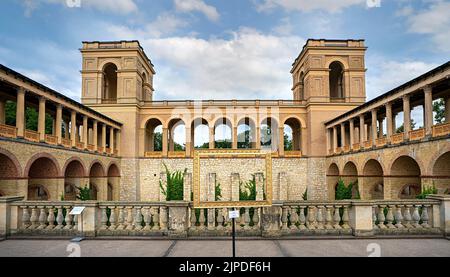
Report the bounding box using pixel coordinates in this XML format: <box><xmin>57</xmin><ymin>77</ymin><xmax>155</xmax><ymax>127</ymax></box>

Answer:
<box><xmin>76</xmin><ymin>185</ymin><xmax>92</xmax><ymax>201</ymax></box>
<box><xmin>159</xmin><ymin>163</ymin><xmax>186</xmax><ymax>201</ymax></box>
<box><xmin>239</xmin><ymin>175</ymin><xmax>256</xmax><ymax>201</ymax></box>
<box><xmin>335</xmin><ymin>179</ymin><xmax>354</xmax><ymax>200</ymax></box>
<box><xmin>416</xmin><ymin>184</ymin><xmax>438</xmax><ymax>199</ymax></box>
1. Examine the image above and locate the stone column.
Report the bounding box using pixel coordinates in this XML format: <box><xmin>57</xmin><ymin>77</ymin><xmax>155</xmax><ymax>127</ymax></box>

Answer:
<box><xmin>424</xmin><ymin>86</ymin><xmax>433</xmax><ymax>136</ymax></box>
<box><xmin>70</xmin><ymin>110</ymin><xmax>77</xmax><ymax>147</ymax></box>
<box><xmin>278</xmin><ymin>126</ymin><xmax>284</xmax><ymax>156</ymax></box>
<box><xmin>232</xmin><ymin>126</ymin><xmax>238</xmax><ymax>149</ymax></box>
<box><xmin>0</xmin><ymin>97</ymin><xmax>5</xmax><ymax>125</ymax></box>
<box><xmin>386</xmin><ymin>102</ymin><xmax>393</xmax><ymax>142</ymax></box>
<box><xmin>349</xmin><ymin>119</ymin><xmax>354</xmax><ymax>148</ymax></box>
<box><xmin>185</xmin><ymin>127</ymin><xmax>192</xmax><ymax>157</ymax></box>
<box><xmin>169</xmin><ymin>129</ymin><xmax>174</xmax><ymax>151</ymax></box>
<box><xmin>326</xmin><ymin>128</ymin><xmax>331</xmax><ymax>153</ymax></box>
<box><xmin>371</xmin><ymin>109</ymin><xmax>377</xmax><ymax>145</ymax></box>
<box><xmin>255</xmin><ymin>172</ymin><xmax>264</xmax><ymax>201</ymax></box>
<box><xmin>109</xmin><ymin>127</ymin><xmax>115</xmax><ymax>154</ymax></box>
<box><xmin>208</xmin><ymin>127</ymin><xmax>214</xmax><ymax>149</ymax></box>
<box><xmin>445</xmin><ymin>97</ymin><xmax>450</xmax><ymax>123</ymax></box>
<box><xmin>101</xmin><ymin>123</ymin><xmax>106</xmax><ymax>153</ymax></box>
<box><xmin>340</xmin><ymin>123</ymin><xmax>346</xmax><ymax>148</ymax></box>
<box><xmin>38</xmin><ymin>97</ymin><xmax>46</xmax><ymax>142</ymax></box>
<box><xmin>55</xmin><ymin>104</ymin><xmax>62</xmax><ymax>144</ymax></box>
<box><xmin>332</xmin><ymin>126</ymin><xmax>338</xmax><ymax>152</ymax></box>
<box><xmin>162</xmin><ymin>127</ymin><xmax>168</xmax><ymax>156</ymax></box>
<box><xmin>116</xmin><ymin>130</ymin><xmax>121</xmax><ymax>156</ymax></box>
<box><xmin>349</xmin><ymin>201</ymin><xmax>374</xmax><ymax>237</ymax></box>
<box><xmin>403</xmin><ymin>94</ymin><xmax>411</xmax><ymax>139</ymax></box>
<box><xmin>231</xmin><ymin>173</ymin><xmax>240</xmax><ymax>201</ymax></box>
<box><xmin>16</xmin><ymin>87</ymin><xmax>25</xmax><ymax>137</ymax></box>
<box><xmin>358</xmin><ymin>115</ymin><xmax>365</xmax><ymax>143</ymax></box>
<box><xmin>83</xmin><ymin>116</ymin><xmax>88</xmax><ymax>149</ymax></box>
<box><xmin>93</xmin><ymin>120</ymin><xmax>98</xmax><ymax>151</ymax></box>
<box><xmin>378</xmin><ymin>119</ymin><xmax>384</xmax><ymax>137</ymax></box>
<box><xmin>255</xmin><ymin>126</ymin><xmax>261</xmax><ymax>149</ymax></box>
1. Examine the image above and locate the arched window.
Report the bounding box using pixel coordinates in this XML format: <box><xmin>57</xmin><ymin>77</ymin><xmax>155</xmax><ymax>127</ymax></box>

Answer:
<box><xmin>329</xmin><ymin>61</ymin><xmax>344</xmax><ymax>99</ymax></box>
<box><xmin>102</xmin><ymin>63</ymin><xmax>118</xmax><ymax>102</ymax></box>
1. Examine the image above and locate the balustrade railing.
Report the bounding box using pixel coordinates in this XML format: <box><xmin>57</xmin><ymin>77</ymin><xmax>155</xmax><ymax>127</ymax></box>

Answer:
<box><xmin>0</xmin><ymin>123</ymin><xmax>17</xmax><ymax>138</ymax></box>
<box><xmin>375</xmin><ymin>136</ymin><xmax>387</xmax><ymax>147</ymax></box>
<box><xmin>432</xmin><ymin>122</ymin><xmax>450</xmax><ymax>137</ymax></box>
<box><xmin>45</xmin><ymin>134</ymin><xmax>57</xmax><ymax>145</ymax></box>
<box><xmin>409</xmin><ymin>128</ymin><xmax>425</xmax><ymax>141</ymax></box>
<box><xmin>24</xmin><ymin>130</ymin><xmax>39</xmax><ymax>142</ymax></box>
<box><xmin>144</xmin><ymin>151</ymin><xmax>163</xmax><ymax>158</ymax></box>
<box><xmin>284</xmin><ymin>150</ymin><xmax>302</xmax><ymax>157</ymax></box>
<box><xmin>352</xmin><ymin>142</ymin><xmax>360</xmax><ymax>151</ymax></box>
<box><xmin>391</xmin><ymin>132</ymin><xmax>404</xmax><ymax>144</ymax></box>
<box><xmin>61</xmin><ymin>138</ymin><xmax>71</xmax><ymax>148</ymax></box>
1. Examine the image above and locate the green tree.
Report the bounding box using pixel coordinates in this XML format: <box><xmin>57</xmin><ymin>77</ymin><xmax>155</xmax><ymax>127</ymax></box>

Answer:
<box><xmin>5</xmin><ymin>101</ymin><xmax>53</xmax><ymax>134</ymax></box>
<box><xmin>237</xmin><ymin>129</ymin><xmax>252</xmax><ymax>148</ymax></box>
<box><xmin>396</xmin><ymin>118</ymin><xmax>416</xmax><ymax>133</ymax></box>
<box><xmin>76</xmin><ymin>185</ymin><xmax>92</xmax><ymax>201</ymax></box>
<box><xmin>284</xmin><ymin>133</ymin><xmax>292</xmax><ymax>150</ymax></box>
<box><xmin>433</xmin><ymin>99</ymin><xmax>445</xmax><ymax>124</ymax></box>
<box><xmin>153</xmin><ymin>132</ymin><xmax>163</xmax><ymax>151</ymax></box>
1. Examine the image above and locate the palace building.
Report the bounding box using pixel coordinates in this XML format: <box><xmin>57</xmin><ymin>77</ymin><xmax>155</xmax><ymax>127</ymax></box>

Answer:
<box><xmin>0</xmin><ymin>39</ymin><xmax>449</xmax><ymax>202</ymax></box>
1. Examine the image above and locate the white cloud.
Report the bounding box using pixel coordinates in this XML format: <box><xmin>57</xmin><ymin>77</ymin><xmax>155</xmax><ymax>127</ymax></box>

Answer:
<box><xmin>174</xmin><ymin>0</ymin><xmax>220</xmax><ymax>21</ymax></box>
<box><xmin>107</xmin><ymin>27</ymin><xmax>304</xmax><ymax>100</ymax></box>
<box><xmin>21</xmin><ymin>0</ymin><xmax>138</xmax><ymax>16</ymax></box>
<box><xmin>254</xmin><ymin>0</ymin><xmax>365</xmax><ymax>13</ymax></box>
<box><xmin>400</xmin><ymin>1</ymin><xmax>450</xmax><ymax>52</ymax></box>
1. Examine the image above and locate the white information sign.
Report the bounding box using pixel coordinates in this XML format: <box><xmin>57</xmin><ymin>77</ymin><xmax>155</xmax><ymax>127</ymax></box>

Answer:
<box><xmin>69</xmin><ymin>206</ymin><xmax>85</xmax><ymax>215</ymax></box>
<box><xmin>229</xmin><ymin>210</ymin><xmax>240</xmax><ymax>219</ymax></box>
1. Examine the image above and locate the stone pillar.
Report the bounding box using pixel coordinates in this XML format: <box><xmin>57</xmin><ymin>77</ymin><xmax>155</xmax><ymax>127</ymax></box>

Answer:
<box><xmin>169</xmin><ymin>129</ymin><xmax>174</xmax><ymax>151</ymax></box>
<box><xmin>378</xmin><ymin>119</ymin><xmax>383</xmax><ymax>137</ymax></box>
<box><xmin>83</xmin><ymin>116</ymin><xmax>88</xmax><ymax>149</ymax></box>
<box><xmin>78</xmin><ymin>201</ymin><xmax>98</xmax><ymax>237</ymax></box>
<box><xmin>332</xmin><ymin>126</ymin><xmax>338</xmax><ymax>152</ymax></box>
<box><xmin>231</xmin><ymin>173</ymin><xmax>240</xmax><ymax>201</ymax></box>
<box><xmin>359</xmin><ymin>114</ymin><xmax>365</xmax><ymax>142</ymax></box>
<box><xmin>255</xmin><ymin>126</ymin><xmax>261</xmax><ymax>149</ymax></box>
<box><xmin>168</xmin><ymin>203</ymin><xmax>189</xmax><ymax>238</ymax></box>
<box><xmin>301</xmin><ymin>127</ymin><xmax>307</xmax><ymax>155</ymax></box>
<box><xmin>326</xmin><ymin>128</ymin><xmax>331</xmax><ymax>153</ymax></box>
<box><xmin>403</xmin><ymin>94</ymin><xmax>411</xmax><ymax>139</ymax></box>
<box><xmin>93</xmin><ymin>120</ymin><xmax>98</xmax><ymax>151</ymax></box>
<box><xmin>0</xmin><ymin>97</ymin><xmax>5</xmax><ymax>125</ymax></box>
<box><xmin>63</xmin><ymin>120</ymin><xmax>69</xmax><ymax>139</ymax></box>
<box><xmin>349</xmin><ymin>119</ymin><xmax>354</xmax><ymax>147</ymax></box>
<box><xmin>208</xmin><ymin>127</ymin><xmax>214</xmax><ymax>149</ymax></box>
<box><xmin>255</xmin><ymin>172</ymin><xmax>264</xmax><ymax>201</ymax></box>
<box><xmin>371</xmin><ymin>109</ymin><xmax>377</xmax><ymax>145</ymax></box>
<box><xmin>116</xmin><ymin>130</ymin><xmax>121</xmax><ymax>156</ymax></box>
<box><xmin>109</xmin><ymin>127</ymin><xmax>115</xmax><ymax>154</ymax></box>
<box><xmin>185</xmin><ymin>127</ymin><xmax>192</xmax><ymax>157</ymax></box>
<box><xmin>55</xmin><ymin>104</ymin><xmax>62</xmax><ymax>144</ymax></box>
<box><xmin>340</xmin><ymin>123</ymin><xmax>346</xmax><ymax>148</ymax></box>
<box><xmin>162</xmin><ymin>127</ymin><xmax>168</xmax><ymax>156</ymax></box>
<box><xmin>207</xmin><ymin>173</ymin><xmax>216</xmax><ymax>202</ymax></box>
<box><xmin>349</xmin><ymin>201</ymin><xmax>374</xmax><ymax>237</ymax></box>
<box><xmin>16</xmin><ymin>87</ymin><xmax>25</xmax><ymax>137</ymax></box>
<box><xmin>278</xmin><ymin>126</ymin><xmax>284</xmax><ymax>156</ymax></box>
<box><xmin>0</xmin><ymin>196</ymin><xmax>24</xmax><ymax>238</ymax></box>
<box><xmin>424</xmin><ymin>86</ymin><xmax>433</xmax><ymax>136</ymax></box>
<box><xmin>37</xmin><ymin>97</ymin><xmax>46</xmax><ymax>142</ymax></box>
<box><xmin>101</xmin><ymin>123</ymin><xmax>106</xmax><ymax>153</ymax></box>
<box><xmin>183</xmin><ymin>172</ymin><xmax>192</xmax><ymax>201</ymax></box>
<box><xmin>445</xmin><ymin>97</ymin><xmax>450</xmax><ymax>123</ymax></box>
<box><xmin>71</xmin><ymin>110</ymin><xmax>77</xmax><ymax>147</ymax></box>
<box><xmin>386</xmin><ymin>102</ymin><xmax>393</xmax><ymax>142</ymax></box>
<box><xmin>232</xmin><ymin>126</ymin><xmax>238</xmax><ymax>149</ymax></box>
<box><xmin>278</xmin><ymin>172</ymin><xmax>288</xmax><ymax>201</ymax></box>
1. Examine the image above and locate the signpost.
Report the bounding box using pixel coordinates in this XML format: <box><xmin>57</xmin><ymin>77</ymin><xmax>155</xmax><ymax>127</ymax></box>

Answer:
<box><xmin>69</xmin><ymin>206</ymin><xmax>85</xmax><ymax>242</ymax></box>
<box><xmin>229</xmin><ymin>209</ymin><xmax>240</xmax><ymax>257</ymax></box>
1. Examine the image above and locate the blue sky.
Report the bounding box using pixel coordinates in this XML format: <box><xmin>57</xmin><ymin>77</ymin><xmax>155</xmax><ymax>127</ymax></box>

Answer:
<box><xmin>0</xmin><ymin>0</ymin><xmax>449</xmax><ymax>104</ymax></box>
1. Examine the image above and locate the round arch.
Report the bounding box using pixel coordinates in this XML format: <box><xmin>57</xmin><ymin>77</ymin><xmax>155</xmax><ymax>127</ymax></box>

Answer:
<box><xmin>327</xmin><ymin>163</ymin><xmax>340</xmax><ymax>200</ymax></box>
<box><xmin>432</xmin><ymin>151</ymin><xmax>450</xmax><ymax>194</ymax></box>
<box><xmin>144</xmin><ymin>118</ymin><xmax>164</xmax><ymax>152</ymax></box>
<box><xmin>0</xmin><ymin>148</ymin><xmax>22</xmax><ymax>177</ymax></box>
<box><xmin>237</xmin><ymin>116</ymin><xmax>256</xmax><ymax>149</ymax></box>
<box><xmin>362</xmin><ymin>159</ymin><xmax>384</xmax><ymax>200</ymax></box>
<box><xmin>168</xmin><ymin>118</ymin><xmax>186</xmax><ymax>151</ymax></box>
<box><xmin>62</xmin><ymin>157</ymin><xmax>87</xmax><ymax>177</ymax></box>
<box><xmin>25</xmin><ymin>153</ymin><xmax>61</xmax><ymax>178</ymax></box>
<box><xmin>390</xmin><ymin>155</ymin><xmax>421</xmax><ymax>199</ymax></box>
<box><xmin>325</xmin><ymin>58</ymin><xmax>349</xmax><ymax>70</ymax></box>
<box><xmin>283</xmin><ymin>117</ymin><xmax>302</xmax><ymax>151</ymax></box>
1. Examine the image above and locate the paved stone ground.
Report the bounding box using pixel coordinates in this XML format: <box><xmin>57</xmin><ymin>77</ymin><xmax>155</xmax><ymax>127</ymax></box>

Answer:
<box><xmin>0</xmin><ymin>238</ymin><xmax>449</xmax><ymax>257</ymax></box>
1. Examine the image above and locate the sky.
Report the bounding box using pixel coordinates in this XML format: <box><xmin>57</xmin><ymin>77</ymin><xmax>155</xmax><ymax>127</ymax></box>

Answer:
<box><xmin>0</xmin><ymin>0</ymin><xmax>449</xmax><ymax>143</ymax></box>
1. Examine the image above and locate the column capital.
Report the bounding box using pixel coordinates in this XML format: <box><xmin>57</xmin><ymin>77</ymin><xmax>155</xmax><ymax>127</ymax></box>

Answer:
<box><xmin>402</xmin><ymin>94</ymin><xmax>410</xmax><ymax>101</ymax></box>
<box><xmin>39</xmin><ymin>96</ymin><xmax>46</xmax><ymax>102</ymax></box>
<box><xmin>422</xmin><ymin>84</ymin><xmax>432</xmax><ymax>92</ymax></box>
<box><xmin>17</xmin><ymin>87</ymin><xmax>26</xmax><ymax>94</ymax></box>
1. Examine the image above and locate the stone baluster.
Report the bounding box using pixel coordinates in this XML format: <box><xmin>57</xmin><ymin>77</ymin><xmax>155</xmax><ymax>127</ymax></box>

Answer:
<box><xmin>30</xmin><ymin>206</ymin><xmax>38</xmax><ymax>229</ymax></box>
<box><xmin>117</xmin><ymin>206</ymin><xmax>125</xmax><ymax>230</ymax></box>
<box><xmin>160</xmin><ymin>206</ymin><xmax>168</xmax><ymax>230</ymax></box>
<box><xmin>126</xmin><ymin>206</ymin><xmax>134</xmax><ymax>230</ymax></box>
<box><xmin>226</xmin><ymin>208</ymin><xmax>233</xmax><ymax>230</ymax></box>
<box><xmin>394</xmin><ymin>205</ymin><xmax>404</xmax><ymax>228</ymax></box>
<box><xmin>239</xmin><ymin>209</ymin><xmax>246</xmax><ymax>229</ymax></box>
<box><xmin>133</xmin><ymin>207</ymin><xmax>143</xmax><ymax>231</ymax></box>
<box><xmin>109</xmin><ymin>206</ymin><xmax>117</xmax><ymax>230</ymax></box>
<box><xmin>377</xmin><ymin>205</ymin><xmax>386</xmax><ymax>229</ymax></box>
<box><xmin>421</xmin><ymin>205</ymin><xmax>430</xmax><ymax>228</ymax></box>
<box><xmin>55</xmin><ymin>206</ymin><xmax>64</xmax><ymax>229</ymax></box>
<box><xmin>244</xmin><ymin>208</ymin><xmax>251</xmax><ymax>230</ymax></box>
<box><xmin>63</xmin><ymin>206</ymin><xmax>73</xmax><ymax>230</ymax></box>
<box><xmin>143</xmin><ymin>207</ymin><xmax>152</xmax><ymax>231</ymax></box>
<box><xmin>385</xmin><ymin>205</ymin><xmax>395</xmax><ymax>228</ymax></box>
<box><xmin>37</xmin><ymin>206</ymin><xmax>47</xmax><ymax>230</ymax></box>
<box><xmin>20</xmin><ymin>206</ymin><xmax>31</xmax><ymax>229</ymax></box>
<box><xmin>298</xmin><ymin>206</ymin><xmax>306</xmax><ymax>230</ymax></box>
<box><xmin>325</xmin><ymin>206</ymin><xmax>333</xmax><ymax>229</ymax></box>
<box><xmin>190</xmin><ymin>208</ymin><xmax>197</xmax><ymax>230</ymax></box>
<box><xmin>216</xmin><ymin>208</ymin><xmax>224</xmax><ymax>230</ymax></box>
<box><xmin>46</xmin><ymin>206</ymin><xmax>55</xmax><ymax>230</ymax></box>
<box><xmin>100</xmin><ymin>206</ymin><xmax>108</xmax><ymax>230</ymax></box>
<box><xmin>207</xmin><ymin>208</ymin><xmax>215</xmax><ymax>230</ymax></box>
<box><xmin>307</xmin><ymin>206</ymin><xmax>315</xmax><ymax>229</ymax></box>
<box><xmin>289</xmin><ymin>206</ymin><xmax>299</xmax><ymax>230</ymax></box>
<box><xmin>73</xmin><ymin>215</ymin><xmax>78</xmax><ymax>231</ymax></box>
<box><xmin>333</xmin><ymin>206</ymin><xmax>342</xmax><ymax>229</ymax></box>
<box><xmin>252</xmin><ymin>208</ymin><xmax>259</xmax><ymax>230</ymax></box>
<box><xmin>152</xmin><ymin>207</ymin><xmax>160</xmax><ymax>230</ymax></box>
<box><xmin>198</xmin><ymin>209</ymin><xmax>206</xmax><ymax>230</ymax></box>
<box><xmin>316</xmin><ymin>206</ymin><xmax>324</xmax><ymax>229</ymax></box>
<box><xmin>403</xmin><ymin>205</ymin><xmax>413</xmax><ymax>228</ymax></box>
<box><xmin>412</xmin><ymin>205</ymin><xmax>422</xmax><ymax>228</ymax></box>
<box><xmin>341</xmin><ymin>205</ymin><xmax>350</xmax><ymax>229</ymax></box>
<box><xmin>281</xmin><ymin>206</ymin><xmax>288</xmax><ymax>230</ymax></box>
<box><xmin>372</xmin><ymin>206</ymin><xmax>378</xmax><ymax>229</ymax></box>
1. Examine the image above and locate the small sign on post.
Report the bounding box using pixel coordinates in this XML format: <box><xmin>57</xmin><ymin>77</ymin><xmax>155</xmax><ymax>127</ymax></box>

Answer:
<box><xmin>70</xmin><ymin>206</ymin><xmax>85</xmax><ymax>242</ymax></box>
<box><xmin>229</xmin><ymin>210</ymin><xmax>240</xmax><ymax>219</ymax></box>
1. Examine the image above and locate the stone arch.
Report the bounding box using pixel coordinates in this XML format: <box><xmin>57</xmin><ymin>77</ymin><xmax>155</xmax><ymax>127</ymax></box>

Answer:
<box><xmin>359</xmin><ymin>155</ymin><xmax>386</xmax><ymax>177</ymax></box>
<box><xmin>386</xmin><ymin>151</ymin><xmax>425</xmax><ymax>176</ymax></box>
<box><xmin>191</xmin><ymin>117</ymin><xmax>210</xmax><ymax>149</ymax></box>
<box><xmin>237</xmin><ymin>116</ymin><xmax>256</xmax><ymax>149</ymax></box>
<box><xmin>25</xmin><ymin>153</ymin><xmax>60</xmax><ymax>178</ymax></box>
<box><xmin>62</xmin><ymin>157</ymin><xmax>87</xmax><ymax>177</ymax></box>
<box><xmin>325</xmin><ymin>58</ymin><xmax>349</xmax><ymax>70</ymax></box>
<box><xmin>260</xmin><ymin>117</ymin><xmax>279</xmax><ymax>151</ymax></box>
<box><xmin>329</xmin><ymin>61</ymin><xmax>345</xmax><ymax>99</ymax></box>
<box><xmin>342</xmin><ymin>161</ymin><xmax>359</xmax><ymax>198</ymax></box>
<box><xmin>107</xmin><ymin>162</ymin><xmax>121</xmax><ymax>177</ymax></box>
<box><xmin>283</xmin><ymin>117</ymin><xmax>302</xmax><ymax>151</ymax></box>
<box><xmin>64</xmin><ymin>158</ymin><xmax>86</xmax><ymax>201</ymax></box>
<box><xmin>362</xmin><ymin>159</ymin><xmax>384</xmax><ymax>199</ymax></box>
<box><xmin>140</xmin><ymin>115</ymin><xmax>166</xmax><ymax>129</ymax></box>
<box><xmin>25</xmin><ymin>153</ymin><xmax>60</xmax><ymax>201</ymax></box>
<box><xmin>0</xmin><ymin>149</ymin><xmax>21</xmax><ymax>197</ymax></box>
<box><xmin>432</xmin><ymin>151</ymin><xmax>450</xmax><ymax>194</ymax></box>
<box><xmin>213</xmin><ymin>117</ymin><xmax>233</xmax><ymax>149</ymax></box>
<box><xmin>107</xmin><ymin>162</ymin><xmax>120</xmax><ymax>201</ymax></box>
<box><xmin>102</xmin><ymin>62</ymin><xmax>118</xmax><ymax>101</ymax></box>
<box><xmin>426</xmin><ymin>145</ymin><xmax>450</xmax><ymax>175</ymax></box>
<box><xmin>327</xmin><ymin>163</ymin><xmax>340</xmax><ymax>200</ymax></box>
<box><xmin>90</xmin><ymin>161</ymin><xmax>105</xmax><ymax>177</ymax></box>
<box><xmin>167</xmin><ymin>118</ymin><xmax>186</xmax><ymax>151</ymax></box>
<box><xmin>0</xmin><ymin>148</ymin><xmax>22</xmax><ymax>177</ymax></box>
<box><xmin>144</xmin><ymin>118</ymin><xmax>163</xmax><ymax>152</ymax></box>
<box><xmin>390</xmin><ymin>155</ymin><xmax>421</xmax><ymax>199</ymax></box>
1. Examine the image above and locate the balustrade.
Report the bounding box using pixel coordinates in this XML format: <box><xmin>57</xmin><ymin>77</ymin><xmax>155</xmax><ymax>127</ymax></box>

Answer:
<box><xmin>432</xmin><ymin>122</ymin><xmax>450</xmax><ymax>137</ymax></box>
<box><xmin>409</xmin><ymin>128</ymin><xmax>425</xmax><ymax>141</ymax></box>
<box><xmin>0</xmin><ymin>123</ymin><xmax>17</xmax><ymax>138</ymax></box>
<box><xmin>45</xmin><ymin>134</ymin><xmax>58</xmax><ymax>145</ymax></box>
<box><xmin>24</xmin><ymin>130</ymin><xmax>39</xmax><ymax>142</ymax></box>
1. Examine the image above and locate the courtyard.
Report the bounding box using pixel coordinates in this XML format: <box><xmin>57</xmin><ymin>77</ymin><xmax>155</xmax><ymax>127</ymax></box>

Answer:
<box><xmin>1</xmin><ymin>238</ymin><xmax>449</xmax><ymax>257</ymax></box>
